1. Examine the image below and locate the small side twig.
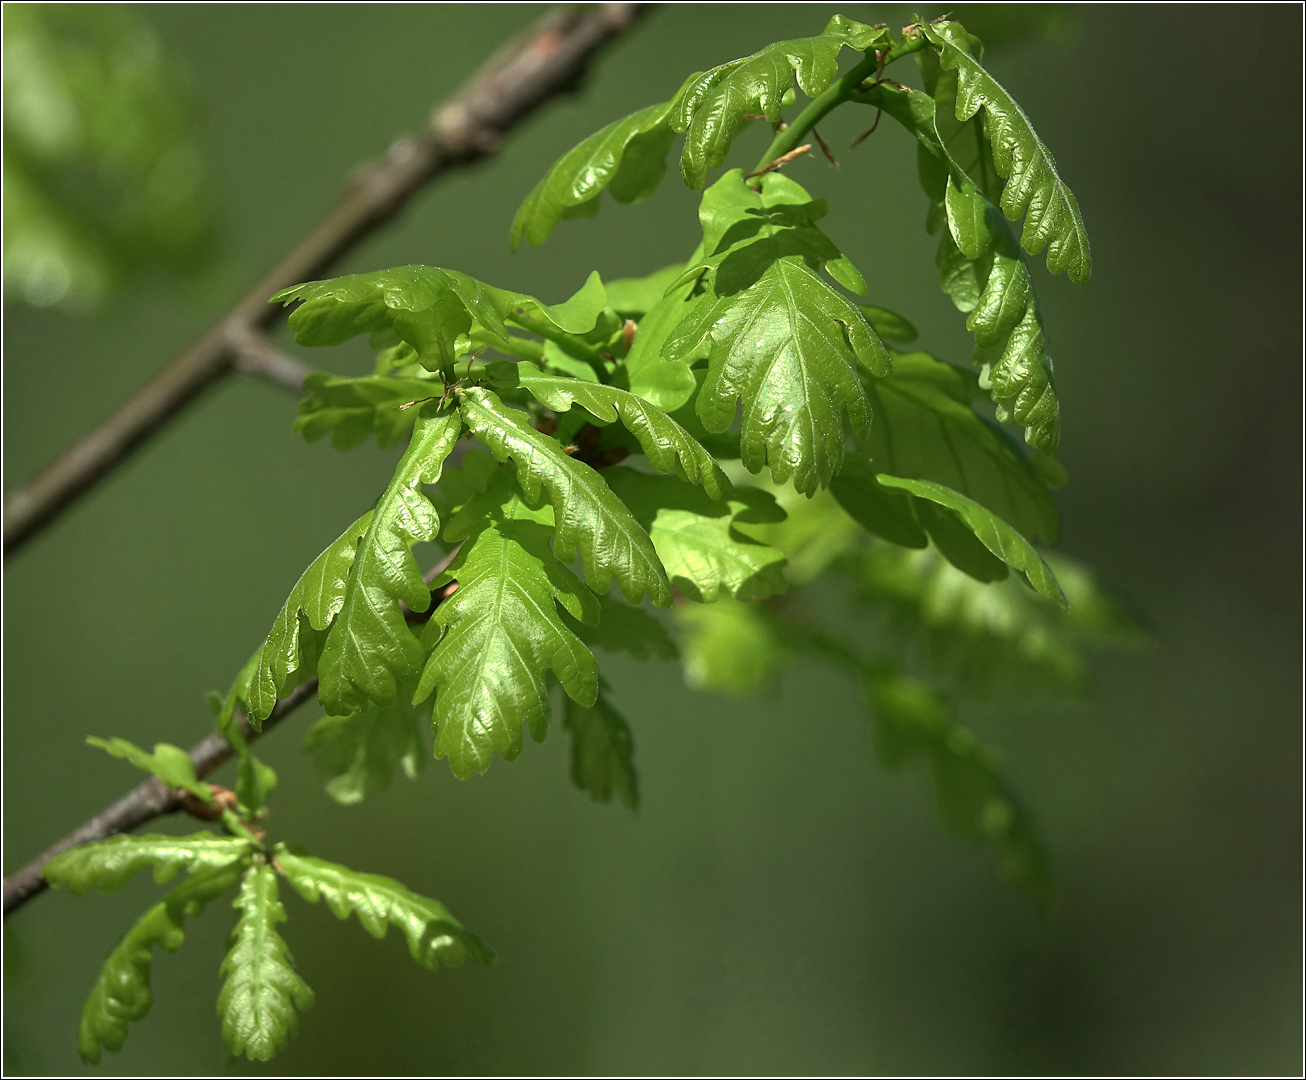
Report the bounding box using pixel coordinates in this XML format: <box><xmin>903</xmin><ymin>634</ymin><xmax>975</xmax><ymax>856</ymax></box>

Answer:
<box><xmin>744</xmin><ymin>144</ymin><xmax>812</xmax><ymax>180</ymax></box>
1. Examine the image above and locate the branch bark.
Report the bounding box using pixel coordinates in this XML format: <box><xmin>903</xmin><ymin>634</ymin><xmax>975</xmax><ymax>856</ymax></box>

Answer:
<box><xmin>3</xmin><ymin>2</ymin><xmax>650</xmax><ymax>558</ymax></box>
<box><xmin>3</xmin><ymin>557</ymin><xmax>461</xmax><ymax>917</ymax></box>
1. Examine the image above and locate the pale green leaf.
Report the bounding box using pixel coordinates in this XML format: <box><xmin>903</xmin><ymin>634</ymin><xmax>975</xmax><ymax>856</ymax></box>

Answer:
<box><xmin>511</xmin><ymin>99</ymin><xmax>678</xmax><ymax>249</ymax></box>
<box><xmin>662</xmin><ymin>255</ymin><xmax>888</xmax><ymax>494</ymax></box>
<box><xmin>605</xmin><ymin>467</ymin><xmax>787</xmax><ymax>603</ymax></box>
<box><xmin>458</xmin><ymin>386</ymin><xmax>671</xmax><ymax>605</ymax></box>
<box><xmin>85</xmin><ymin>737</ymin><xmax>210</xmax><ymax>803</ymax></box>
<box><xmin>676</xmin><ymin>596</ymin><xmax>781</xmax><ymax>697</ymax></box>
<box><xmin>622</xmin><ymin>273</ymin><xmax>701</xmax><ymax>411</ymax></box>
<box><xmin>275</xmin><ymin>847</ymin><xmax>494</xmax><ymax>969</ymax></box>
<box><xmin>76</xmin><ymin>861</ymin><xmax>246</xmax><ymax>1063</ymax></box>
<box><xmin>218</xmin><ymin>864</ymin><xmax>313</xmax><ymax>1062</ymax></box>
<box><xmin>604</xmin><ymin>264</ymin><xmax>687</xmax><ymax>316</ymax></box>
<box><xmin>416</xmin><ymin>470</ymin><xmax>600</xmax><ymax>779</ymax></box>
<box><xmin>293</xmin><ymin>373</ymin><xmax>442</xmax><ymax>451</ymax></box>
<box><xmin>43</xmin><ymin>834</ymin><xmax>252</xmax><ymax>897</ymax></box>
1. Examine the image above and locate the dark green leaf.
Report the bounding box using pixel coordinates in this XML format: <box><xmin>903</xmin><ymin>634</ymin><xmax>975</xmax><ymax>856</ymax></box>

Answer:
<box><xmin>511</xmin><ymin>100</ymin><xmax>678</xmax><ymax>249</ymax></box>
<box><xmin>494</xmin><ymin>362</ymin><xmax>731</xmax><ymax>500</ymax></box>
<box><xmin>863</xmin><ymin>664</ymin><xmax>1053</xmax><ymax>908</ymax></box>
<box><xmin>416</xmin><ymin>470</ymin><xmax>600</xmax><ymax>779</ymax></box>
<box><xmin>605</xmin><ymin>467</ymin><xmax>787</xmax><ymax>603</ymax></box>
<box><xmin>303</xmin><ymin>694</ymin><xmax>428</xmax><ymax>805</ymax></box>
<box><xmin>275</xmin><ymin>847</ymin><xmax>494</xmax><ymax>969</ymax></box>
<box><xmin>875</xmin><ymin>474</ymin><xmax>1065</xmax><ymax>605</ymax></box>
<box><xmin>562</xmin><ymin>593</ymin><xmax>679</xmax><ymax>661</ymax></box>
<box><xmin>663</xmin><ymin>255</ymin><xmax>889</xmax><ymax>494</ymax></box>
<box><xmin>293</xmin><ymin>373</ymin><xmax>442</xmax><ymax>450</ymax></box>
<box><xmin>830</xmin><ymin>457</ymin><xmax>929</xmax><ymax>549</ymax></box>
<box><xmin>76</xmin><ymin>861</ymin><xmax>246</xmax><ymax>1063</ymax></box>
<box><xmin>921</xmin><ymin>21</ymin><xmax>1091</xmax><ymax>282</ymax></box>
<box><xmin>85</xmin><ymin>737</ymin><xmax>211</xmax><ymax>803</ymax></box>
<box><xmin>673</xmin><ymin>16</ymin><xmax>888</xmax><ymax>188</ymax></box>
<box><xmin>218</xmin><ymin>864</ymin><xmax>313</xmax><ymax>1062</ymax></box>
<box><xmin>676</xmin><ymin>596</ymin><xmax>782</xmax><ymax>697</ymax></box>
<box><xmin>315</xmin><ymin>409</ymin><xmax>461</xmax><ymax>716</ymax></box>
<box><xmin>858</xmin><ymin>305</ymin><xmax>918</xmax><ymax>343</ymax></box>
<box><xmin>43</xmin><ymin>834</ymin><xmax>252</xmax><ymax>897</ymax></box>
<box><xmin>861</xmin><ymin>351</ymin><xmax>1059</xmax><ymax>542</ymax></box>
<box><xmin>564</xmin><ymin>685</ymin><xmax>639</xmax><ymax>810</ymax></box>
<box><xmin>458</xmin><ymin>386</ymin><xmax>671</xmax><ymax>605</ymax></box>
<box><xmin>729</xmin><ymin>480</ymin><xmax>861</xmax><ymax>585</ymax></box>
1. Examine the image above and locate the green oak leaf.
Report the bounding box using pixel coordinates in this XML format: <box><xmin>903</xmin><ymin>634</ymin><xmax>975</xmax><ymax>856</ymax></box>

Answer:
<box><xmin>302</xmin><ymin>692</ymin><xmax>429</xmax><ymax>805</ymax></box>
<box><xmin>416</xmin><ymin>470</ymin><xmax>600</xmax><ymax>779</ymax></box>
<box><xmin>76</xmin><ymin>861</ymin><xmax>246</xmax><ymax>1063</ymax></box>
<box><xmin>511</xmin><ymin>99</ymin><xmax>679</xmax><ymax>249</ymax></box>
<box><xmin>458</xmin><ymin>386</ymin><xmax>671</xmax><ymax>605</ymax></box>
<box><xmin>315</xmin><ymin>409</ymin><xmax>462</xmax><ymax>716</ymax></box>
<box><xmin>292</xmin><ymin>373</ymin><xmax>442</xmax><ymax>451</ymax></box>
<box><xmin>85</xmin><ymin>737</ymin><xmax>211</xmax><ymax>804</ymax></box>
<box><xmin>276</xmin><ymin>847</ymin><xmax>494</xmax><ymax>969</ymax></box>
<box><xmin>676</xmin><ymin>595</ymin><xmax>782</xmax><ymax>697</ymax></box>
<box><xmin>562</xmin><ymin>592</ymin><xmax>679</xmax><ymax>661</ymax></box>
<box><xmin>493</xmin><ymin>361</ymin><xmax>731</xmax><ymax>499</ymax></box>
<box><xmin>663</xmin><ymin>254</ymin><xmax>889</xmax><ymax>494</ymax></box>
<box><xmin>218</xmin><ymin>864</ymin><xmax>314</xmax><ymax>1062</ymax></box>
<box><xmin>43</xmin><ymin>834</ymin><xmax>252</xmax><ymax>896</ymax></box>
<box><xmin>672</xmin><ymin>16</ymin><xmax>889</xmax><ymax>188</ymax></box>
<box><xmin>604</xmin><ymin>467</ymin><xmax>787</xmax><ymax>603</ymax></box>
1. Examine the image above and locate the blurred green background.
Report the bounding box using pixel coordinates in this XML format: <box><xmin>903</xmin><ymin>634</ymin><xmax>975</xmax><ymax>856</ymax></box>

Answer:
<box><xmin>3</xmin><ymin>3</ymin><xmax>1300</xmax><ymax>1075</ymax></box>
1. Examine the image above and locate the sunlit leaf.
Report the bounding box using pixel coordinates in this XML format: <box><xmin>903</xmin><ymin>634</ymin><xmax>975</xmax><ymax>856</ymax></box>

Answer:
<box><xmin>85</xmin><ymin>737</ymin><xmax>210</xmax><ymax>804</ymax></box>
<box><xmin>43</xmin><ymin>834</ymin><xmax>252</xmax><ymax>896</ymax></box>
<box><xmin>675</xmin><ymin>596</ymin><xmax>781</xmax><ymax>696</ymax></box>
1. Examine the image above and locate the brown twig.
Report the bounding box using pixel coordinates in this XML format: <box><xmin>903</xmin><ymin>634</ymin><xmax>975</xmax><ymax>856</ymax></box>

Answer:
<box><xmin>2</xmin><ymin>3</ymin><xmax>650</xmax><ymax>559</ymax></box>
<box><xmin>744</xmin><ymin>144</ymin><xmax>812</xmax><ymax>180</ymax></box>
<box><xmin>812</xmin><ymin>127</ymin><xmax>838</xmax><ymax>167</ymax></box>
<box><xmin>3</xmin><ymin>550</ymin><xmax>461</xmax><ymax>917</ymax></box>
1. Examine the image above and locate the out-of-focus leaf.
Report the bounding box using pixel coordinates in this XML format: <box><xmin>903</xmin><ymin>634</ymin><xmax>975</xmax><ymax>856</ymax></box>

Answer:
<box><xmin>416</xmin><ymin>470</ymin><xmax>599</xmax><ymax>779</ymax></box>
<box><xmin>564</xmin><ymin>684</ymin><xmax>639</xmax><ymax>810</ymax></box>
<box><xmin>863</xmin><ymin>663</ymin><xmax>1053</xmax><ymax>909</ymax></box>
<box><xmin>605</xmin><ymin>468</ymin><xmax>788</xmax><ymax>603</ymax></box>
<box><xmin>303</xmin><ymin>693</ymin><xmax>429</xmax><ymax>805</ymax></box>
<box><xmin>733</xmin><ymin>474</ymin><xmax>861</xmax><ymax>585</ymax></box>
<box><xmin>43</xmin><ymin>834</ymin><xmax>252</xmax><ymax>896</ymax></box>
<box><xmin>218</xmin><ymin>864</ymin><xmax>313</xmax><ymax>1062</ymax></box>
<box><xmin>676</xmin><ymin>596</ymin><xmax>781</xmax><ymax>697</ymax></box>
<box><xmin>512</xmin><ymin>99</ymin><xmax>678</xmax><ymax>249</ymax></box>
<box><xmin>85</xmin><ymin>737</ymin><xmax>211</xmax><ymax>804</ymax></box>
<box><xmin>276</xmin><ymin>848</ymin><xmax>494</xmax><ymax>969</ymax></box>
<box><xmin>857</xmin><ymin>305</ymin><xmax>918</xmax><ymax>343</ymax></box>
<box><xmin>293</xmin><ymin>373</ymin><xmax>442</xmax><ymax>451</ymax></box>
<box><xmin>603</xmin><ymin>264</ymin><xmax>686</xmax><ymax>316</ymax></box>
<box><xmin>3</xmin><ymin>5</ymin><xmax>214</xmax><ymax>311</ymax></box>
<box><xmin>458</xmin><ymin>387</ymin><xmax>671</xmax><ymax>605</ymax></box>
<box><xmin>76</xmin><ymin>861</ymin><xmax>245</xmax><ymax>1063</ymax></box>
<box><xmin>562</xmin><ymin>593</ymin><xmax>679</xmax><ymax>661</ymax></box>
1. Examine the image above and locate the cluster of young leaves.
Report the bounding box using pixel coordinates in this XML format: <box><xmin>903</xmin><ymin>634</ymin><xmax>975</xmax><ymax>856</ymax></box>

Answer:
<box><xmin>43</xmin><ymin>733</ymin><xmax>491</xmax><ymax>1064</ymax></box>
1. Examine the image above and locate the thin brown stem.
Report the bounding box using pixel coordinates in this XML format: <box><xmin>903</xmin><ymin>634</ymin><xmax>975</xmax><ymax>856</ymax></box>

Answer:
<box><xmin>2</xmin><ymin>3</ymin><xmax>650</xmax><ymax>558</ymax></box>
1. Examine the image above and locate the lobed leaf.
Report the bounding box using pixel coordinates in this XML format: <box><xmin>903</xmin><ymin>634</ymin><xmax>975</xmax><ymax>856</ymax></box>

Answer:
<box><xmin>275</xmin><ymin>847</ymin><xmax>494</xmax><ymax>969</ymax></box>
<box><xmin>605</xmin><ymin>467</ymin><xmax>787</xmax><ymax>603</ymax></box>
<box><xmin>621</xmin><ymin>271</ymin><xmax>701</xmax><ymax>411</ymax></box>
<box><xmin>43</xmin><ymin>833</ymin><xmax>252</xmax><ymax>897</ymax></box>
<box><xmin>315</xmin><ymin>409</ymin><xmax>462</xmax><ymax>716</ymax></box>
<box><xmin>921</xmin><ymin>21</ymin><xmax>1091</xmax><ymax>282</ymax></box>
<box><xmin>874</xmin><ymin>473</ymin><xmax>1065</xmax><ymax>606</ymax></box>
<box><xmin>511</xmin><ymin>99</ymin><xmax>679</xmax><ymax>249</ymax></box>
<box><xmin>673</xmin><ymin>16</ymin><xmax>888</xmax><ymax>188</ymax></box>
<box><xmin>458</xmin><ymin>386</ymin><xmax>671</xmax><ymax>605</ymax></box>
<box><xmin>663</xmin><ymin>253</ymin><xmax>888</xmax><ymax>495</ymax></box>
<box><xmin>218</xmin><ymin>864</ymin><xmax>314</xmax><ymax>1062</ymax></box>
<box><xmin>76</xmin><ymin>861</ymin><xmax>246</xmax><ymax>1063</ymax></box>
<box><xmin>862</xmin><ymin>663</ymin><xmax>1053</xmax><ymax>908</ymax></box>
<box><xmin>303</xmin><ymin>693</ymin><xmax>429</xmax><ymax>805</ymax></box>
<box><xmin>247</xmin><ymin>512</ymin><xmax>371</xmax><ymax>724</ymax></box>
<box><xmin>564</xmin><ymin>684</ymin><xmax>639</xmax><ymax>810</ymax></box>
<box><xmin>416</xmin><ymin>470</ymin><xmax>600</xmax><ymax>779</ymax></box>
<box><xmin>860</xmin><ymin>351</ymin><xmax>1059</xmax><ymax>542</ymax></box>
<box><xmin>494</xmin><ymin>361</ymin><xmax>732</xmax><ymax>499</ymax></box>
